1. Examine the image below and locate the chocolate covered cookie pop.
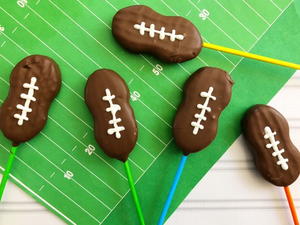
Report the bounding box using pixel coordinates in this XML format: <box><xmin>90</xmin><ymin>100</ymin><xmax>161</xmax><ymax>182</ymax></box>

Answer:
<box><xmin>0</xmin><ymin>55</ymin><xmax>61</xmax><ymax>146</ymax></box>
<box><xmin>0</xmin><ymin>55</ymin><xmax>61</xmax><ymax>200</ymax></box>
<box><xmin>112</xmin><ymin>5</ymin><xmax>300</xmax><ymax>69</ymax></box>
<box><xmin>85</xmin><ymin>69</ymin><xmax>145</xmax><ymax>225</ymax></box>
<box><xmin>85</xmin><ymin>69</ymin><xmax>138</xmax><ymax>162</ymax></box>
<box><xmin>242</xmin><ymin>105</ymin><xmax>300</xmax><ymax>187</ymax></box>
<box><xmin>242</xmin><ymin>105</ymin><xmax>300</xmax><ymax>225</ymax></box>
<box><xmin>112</xmin><ymin>5</ymin><xmax>202</xmax><ymax>63</ymax></box>
<box><xmin>158</xmin><ymin>67</ymin><xmax>234</xmax><ymax>225</ymax></box>
<box><xmin>173</xmin><ymin>67</ymin><xmax>234</xmax><ymax>155</ymax></box>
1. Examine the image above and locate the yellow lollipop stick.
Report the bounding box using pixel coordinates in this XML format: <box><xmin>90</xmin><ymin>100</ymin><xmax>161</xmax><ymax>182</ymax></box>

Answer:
<box><xmin>203</xmin><ymin>42</ymin><xmax>300</xmax><ymax>70</ymax></box>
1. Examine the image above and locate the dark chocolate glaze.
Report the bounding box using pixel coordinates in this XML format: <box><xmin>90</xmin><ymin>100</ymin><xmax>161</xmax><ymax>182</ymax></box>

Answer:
<box><xmin>0</xmin><ymin>55</ymin><xmax>61</xmax><ymax>146</ymax></box>
<box><xmin>242</xmin><ymin>105</ymin><xmax>300</xmax><ymax>186</ymax></box>
<box><xmin>173</xmin><ymin>67</ymin><xmax>233</xmax><ymax>155</ymax></box>
<box><xmin>85</xmin><ymin>69</ymin><xmax>138</xmax><ymax>162</ymax></box>
<box><xmin>112</xmin><ymin>5</ymin><xmax>202</xmax><ymax>63</ymax></box>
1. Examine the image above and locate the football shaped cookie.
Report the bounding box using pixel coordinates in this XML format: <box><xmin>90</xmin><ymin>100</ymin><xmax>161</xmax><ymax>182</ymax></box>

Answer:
<box><xmin>0</xmin><ymin>55</ymin><xmax>61</xmax><ymax>146</ymax></box>
<box><xmin>112</xmin><ymin>5</ymin><xmax>202</xmax><ymax>63</ymax></box>
<box><xmin>85</xmin><ymin>69</ymin><xmax>138</xmax><ymax>162</ymax></box>
<box><xmin>173</xmin><ymin>67</ymin><xmax>234</xmax><ymax>155</ymax></box>
<box><xmin>242</xmin><ymin>105</ymin><xmax>300</xmax><ymax>186</ymax></box>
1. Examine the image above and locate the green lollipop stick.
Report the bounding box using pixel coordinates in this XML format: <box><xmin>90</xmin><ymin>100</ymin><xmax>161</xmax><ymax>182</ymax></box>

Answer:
<box><xmin>124</xmin><ymin>160</ymin><xmax>146</xmax><ymax>225</ymax></box>
<box><xmin>0</xmin><ymin>146</ymin><xmax>18</xmax><ymax>200</ymax></box>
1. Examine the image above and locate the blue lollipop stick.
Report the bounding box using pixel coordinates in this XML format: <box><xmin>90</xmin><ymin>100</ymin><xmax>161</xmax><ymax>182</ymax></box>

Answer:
<box><xmin>158</xmin><ymin>155</ymin><xmax>188</xmax><ymax>225</ymax></box>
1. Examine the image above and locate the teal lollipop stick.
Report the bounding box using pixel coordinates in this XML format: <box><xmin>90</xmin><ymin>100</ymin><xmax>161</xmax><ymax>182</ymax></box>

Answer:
<box><xmin>158</xmin><ymin>155</ymin><xmax>188</xmax><ymax>225</ymax></box>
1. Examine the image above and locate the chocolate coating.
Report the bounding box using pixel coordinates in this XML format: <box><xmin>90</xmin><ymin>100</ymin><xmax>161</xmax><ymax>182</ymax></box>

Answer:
<box><xmin>242</xmin><ymin>105</ymin><xmax>300</xmax><ymax>186</ymax></box>
<box><xmin>85</xmin><ymin>69</ymin><xmax>138</xmax><ymax>162</ymax></box>
<box><xmin>173</xmin><ymin>67</ymin><xmax>233</xmax><ymax>155</ymax></box>
<box><xmin>0</xmin><ymin>55</ymin><xmax>61</xmax><ymax>146</ymax></box>
<box><xmin>112</xmin><ymin>5</ymin><xmax>202</xmax><ymax>63</ymax></box>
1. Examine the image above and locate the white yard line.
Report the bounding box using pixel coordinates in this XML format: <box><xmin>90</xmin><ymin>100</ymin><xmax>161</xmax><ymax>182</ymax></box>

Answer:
<box><xmin>0</xmin><ymin>54</ymin><xmax>14</xmax><ymax>68</ymax></box>
<box><xmin>38</xmin><ymin>184</ymin><xmax>45</xmax><ymax>192</ymax></box>
<box><xmin>196</xmin><ymin>56</ymin><xmax>208</xmax><ymax>66</ymax></box>
<box><xmin>136</xmin><ymin>120</ymin><xmax>168</xmax><ymax>146</ymax></box>
<box><xmin>0</xmin><ymin>41</ymin><xmax>6</xmax><ymax>48</ymax></box>
<box><xmin>11</xmin><ymin>26</ymin><xmax>19</xmax><ymax>34</ymax></box>
<box><xmin>137</xmin><ymin>98</ymin><xmax>172</xmax><ymax>128</ymax></box>
<box><xmin>160</xmin><ymin>0</ymin><xmax>179</xmax><ymax>15</ymax></box>
<box><xmin>26</xmin><ymin>142</ymin><xmax>113</xmax><ymax>210</ymax></box>
<box><xmin>177</xmin><ymin>63</ymin><xmax>191</xmax><ymax>74</ymax></box>
<box><xmin>229</xmin><ymin>0</ymin><xmax>293</xmax><ymax>74</ymax></box>
<box><xmin>74</xmin><ymin>0</ymin><xmax>111</xmax><ymax>30</ymax></box>
<box><xmin>270</xmin><ymin>0</ymin><xmax>283</xmax><ymax>12</ymax></box>
<box><xmin>139</xmin><ymin>65</ymin><xmax>145</xmax><ymax>71</ymax></box>
<box><xmin>50</xmin><ymin>172</ymin><xmax>56</xmax><ymax>178</ymax></box>
<box><xmin>242</xmin><ymin>0</ymin><xmax>271</xmax><ymax>25</ymax></box>
<box><xmin>136</xmin><ymin>142</ymin><xmax>155</xmax><ymax>159</ymax></box>
<box><xmin>63</xmin><ymin>80</ymin><xmax>85</xmax><ymax>99</ymax></box>
<box><xmin>54</xmin><ymin>99</ymin><xmax>93</xmax><ymax>130</ymax></box>
<box><xmin>103</xmin><ymin>0</ymin><xmax>117</xmax><ymax>11</ymax></box>
<box><xmin>23</xmin><ymin>13</ymin><xmax>30</xmax><ymax>19</ymax></box>
<box><xmin>0</xmin><ymin>76</ymin><xmax>8</xmax><ymax>85</ymax></box>
<box><xmin>128</xmin><ymin>158</ymin><xmax>145</xmax><ymax>172</ymax></box>
<box><xmin>0</xmin><ymin>143</ymin><xmax>99</xmax><ymax>224</ymax></box>
<box><xmin>131</xmin><ymin>0</ymin><xmax>140</xmax><ymax>5</ymax></box>
<box><xmin>214</xmin><ymin>0</ymin><xmax>259</xmax><ymax>39</ymax></box>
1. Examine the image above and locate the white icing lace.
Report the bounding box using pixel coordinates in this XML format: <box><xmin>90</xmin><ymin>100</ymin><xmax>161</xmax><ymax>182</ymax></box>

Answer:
<box><xmin>14</xmin><ymin>77</ymin><xmax>39</xmax><ymax>126</ymax></box>
<box><xmin>264</xmin><ymin>126</ymin><xmax>289</xmax><ymax>170</ymax></box>
<box><xmin>133</xmin><ymin>22</ymin><xmax>184</xmax><ymax>42</ymax></box>
<box><xmin>102</xmin><ymin>88</ymin><xmax>125</xmax><ymax>139</ymax></box>
<box><xmin>191</xmin><ymin>87</ymin><xmax>216</xmax><ymax>135</ymax></box>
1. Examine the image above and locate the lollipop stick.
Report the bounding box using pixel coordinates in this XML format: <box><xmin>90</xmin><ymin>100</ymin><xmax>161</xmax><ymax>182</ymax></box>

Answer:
<box><xmin>0</xmin><ymin>146</ymin><xmax>18</xmax><ymax>201</ymax></box>
<box><xmin>284</xmin><ymin>186</ymin><xmax>299</xmax><ymax>225</ymax></box>
<box><xmin>124</xmin><ymin>161</ymin><xmax>146</xmax><ymax>225</ymax></box>
<box><xmin>203</xmin><ymin>42</ymin><xmax>300</xmax><ymax>70</ymax></box>
<box><xmin>158</xmin><ymin>155</ymin><xmax>188</xmax><ymax>225</ymax></box>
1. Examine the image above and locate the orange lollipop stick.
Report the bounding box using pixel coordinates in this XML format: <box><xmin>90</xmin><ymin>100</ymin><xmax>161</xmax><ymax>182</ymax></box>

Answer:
<box><xmin>284</xmin><ymin>186</ymin><xmax>299</xmax><ymax>225</ymax></box>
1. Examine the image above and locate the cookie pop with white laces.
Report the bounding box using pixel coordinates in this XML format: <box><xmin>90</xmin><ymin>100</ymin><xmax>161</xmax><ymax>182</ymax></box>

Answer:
<box><xmin>242</xmin><ymin>104</ymin><xmax>300</xmax><ymax>225</ymax></box>
<box><xmin>85</xmin><ymin>69</ymin><xmax>145</xmax><ymax>225</ymax></box>
<box><xmin>113</xmin><ymin>5</ymin><xmax>300</xmax><ymax>69</ymax></box>
<box><xmin>0</xmin><ymin>55</ymin><xmax>61</xmax><ymax>200</ymax></box>
<box><xmin>158</xmin><ymin>67</ymin><xmax>234</xmax><ymax>225</ymax></box>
